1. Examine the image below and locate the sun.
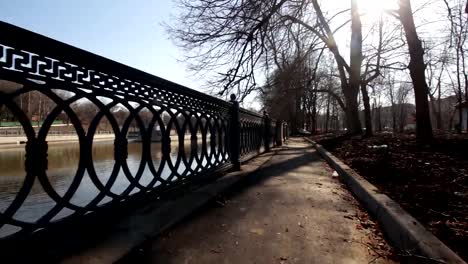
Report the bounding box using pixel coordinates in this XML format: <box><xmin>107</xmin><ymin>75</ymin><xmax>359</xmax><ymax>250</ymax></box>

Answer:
<box><xmin>357</xmin><ymin>0</ymin><xmax>397</xmax><ymax>21</ymax></box>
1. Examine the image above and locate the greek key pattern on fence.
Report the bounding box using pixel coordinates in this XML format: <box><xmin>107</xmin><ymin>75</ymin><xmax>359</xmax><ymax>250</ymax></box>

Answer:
<box><xmin>0</xmin><ymin>21</ymin><xmax>280</xmax><ymax>239</ymax></box>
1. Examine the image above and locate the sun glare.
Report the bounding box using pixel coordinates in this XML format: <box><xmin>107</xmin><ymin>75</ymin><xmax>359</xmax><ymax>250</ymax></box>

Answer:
<box><xmin>357</xmin><ymin>0</ymin><xmax>397</xmax><ymax>21</ymax></box>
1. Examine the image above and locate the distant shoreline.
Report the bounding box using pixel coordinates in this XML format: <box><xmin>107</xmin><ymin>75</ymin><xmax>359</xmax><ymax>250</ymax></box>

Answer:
<box><xmin>0</xmin><ymin>134</ymin><xmax>116</xmax><ymax>148</ymax></box>
<box><xmin>0</xmin><ymin>134</ymin><xmax>202</xmax><ymax>149</ymax></box>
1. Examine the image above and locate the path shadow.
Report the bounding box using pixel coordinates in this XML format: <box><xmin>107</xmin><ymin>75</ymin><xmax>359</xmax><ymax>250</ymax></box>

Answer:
<box><xmin>118</xmin><ymin>140</ymin><xmax>351</xmax><ymax>263</ymax></box>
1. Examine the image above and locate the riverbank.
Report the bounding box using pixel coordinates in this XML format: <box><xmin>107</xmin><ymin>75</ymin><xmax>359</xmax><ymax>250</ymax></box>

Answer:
<box><xmin>0</xmin><ymin>134</ymin><xmax>116</xmax><ymax>148</ymax></box>
<box><xmin>0</xmin><ymin>134</ymin><xmax>199</xmax><ymax>149</ymax></box>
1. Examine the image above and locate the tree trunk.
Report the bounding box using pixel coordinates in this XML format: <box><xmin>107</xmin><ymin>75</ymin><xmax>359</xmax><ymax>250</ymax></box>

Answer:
<box><xmin>343</xmin><ymin>90</ymin><xmax>362</xmax><ymax>134</ymax></box>
<box><xmin>345</xmin><ymin>0</ymin><xmax>364</xmax><ymax>135</ymax></box>
<box><xmin>437</xmin><ymin>88</ymin><xmax>442</xmax><ymax>129</ymax></box>
<box><xmin>325</xmin><ymin>94</ymin><xmax>331</xmax><ymax>132</ymax></box>
<box><xmin>331</xmin><ymin>100</ymin><xmax>337</xmax><ymax>131</ymax></box>
<box><xmin>456</xmin><ymin>38</ymin><xmax>463</xmax><ymax>133</ymax></box>
<box><xmin>436</xmin><ymin>68</ymin><xmax>443</xmax><ymax>130</ymax></box>
<box><xmin>311</xmin><ymin>91</ymin><xmax>317</xmax><ymax>134</ymax></box>
<box><xmin>462</xmin><ymin>59</ymin><xmax>468</xmax><ymax>132</ymax></box>
<box><xmin>465</xmin><ymin>75</ymin><xmax>468</xmax><ymax>132</ymax></box>
<box><xmin>310</xmin><ymin>0</ymin><xmax>362</xmax><ymax>135</ymax></box>
<box><xmin>398</xmin><ymin>0</ymin><xmax>433</xmax><ymax>142</ymax></box>
<box><xmin>429</xmin><ymin>96</ymin><xmax>442</xmax><ymax>130</ymax></box>
<box><xmin>292</xmin><ymin>89</ymin><xmax>300</xmax><ymax>134</ymax></box>
<box><xmin>399</xmin><ymin>106</ymin><xmax>406</xmax><ymax>132</ymax></box>
<box><xmin>377</xmin><ymin>106</ymin><xmax>382</xmax><ymax>131</ymax></box>
<box><xmin>391</xmin><ymin>104</ymin><xmax>397</xmax><ymax>131</ymax></box>
<box><xmin>458</xmin><ymin>5</ymin><xmax>468</xmax><ymax>131</ymax></box>
<box><xmin>361</xmin><ymin>82</ymin><xmax>373</xmax><ymax>136</ymax></box>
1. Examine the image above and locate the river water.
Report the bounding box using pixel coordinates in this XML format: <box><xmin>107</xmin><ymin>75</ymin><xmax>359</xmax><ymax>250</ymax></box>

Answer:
<box><xmin>0</xmin><ymin>139</ymin><xmax>218</xmax><ymax>237</ymax></box>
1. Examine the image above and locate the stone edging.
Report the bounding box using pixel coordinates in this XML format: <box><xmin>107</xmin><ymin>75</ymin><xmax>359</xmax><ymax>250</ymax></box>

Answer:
<box><xmin>304</xmin><ymin>138</ymin><xmax>466</xmax><ymax>264</ymax></box>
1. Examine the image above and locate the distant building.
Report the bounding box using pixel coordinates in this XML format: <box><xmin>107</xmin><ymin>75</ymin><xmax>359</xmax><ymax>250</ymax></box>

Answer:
<box><xmin>359</xmin><ymin>103</ymin><xmax>416</xmax><ymax>132</ymax></box>
<box><xmin>428</xmin><ymin>96</ymin><xmax>468</xmax><ymax>131</ymax></box>
<box><xmin>428</xmin><ymin>96</ymin><xmax>459</xmax><ymax>131</ymax></box>
<box><xmin>458</xmin><ymin>101</ymin><xmax>468</xmax><ymax>131</ymax></box>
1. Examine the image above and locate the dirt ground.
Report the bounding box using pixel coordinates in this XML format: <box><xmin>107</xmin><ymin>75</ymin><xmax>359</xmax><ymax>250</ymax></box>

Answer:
<box><xmin>316</xmin><ymin>133</ymin><xmax>468</xmax><ymax>262</ymax></box>
<box><xmin>120</xmin><ymin>138</ymin><xmax>397</xmax><ymax>264</ymax></box>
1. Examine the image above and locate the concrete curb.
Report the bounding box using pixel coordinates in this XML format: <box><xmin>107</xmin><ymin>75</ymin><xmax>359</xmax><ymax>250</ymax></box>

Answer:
<box><xmin>62</xmin><ymin>149</ymin><xmax>278</xmax><ymax>264</ymax></box>
<box><xmin>304</xmin><ymin>137</ymin><xmax>466</xmax><ymax>264</ymax></box>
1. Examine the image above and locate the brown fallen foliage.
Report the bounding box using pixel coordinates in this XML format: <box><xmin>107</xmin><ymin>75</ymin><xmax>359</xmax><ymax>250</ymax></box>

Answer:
<box><xmin>315</xmin><ymin>133</ymin><xmax>468</xmax><ymax>262</ymax></box>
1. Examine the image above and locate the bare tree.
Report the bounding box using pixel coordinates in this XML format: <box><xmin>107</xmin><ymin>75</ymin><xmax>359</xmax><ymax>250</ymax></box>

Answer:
<box><xmin>283</xmin><ymin>0</ymin><xmax>364</xmax><ymax>134</ymax></box>
<box><xmin>425</xmin><ymin>41</ymin><xmax>449</xmax><ymax>130</ymax></box>
<box><xmin>360</xmin><ymin>18</ymin><xmax>384</xmax><ymax>136</ymax></box>
<box><xmin>392</xmin><ymin>0</ymin><xmax>434</xmax><ymax>142</ymax></box>
<box><xmin>443</xmin><ymin>0</ymin><xmax>468</xmax><ymax>132</ymax></box>
<box><xmin>169</xmin><ymin>0</ymin><xmax>370</xmax><ymax>134</ymax></box>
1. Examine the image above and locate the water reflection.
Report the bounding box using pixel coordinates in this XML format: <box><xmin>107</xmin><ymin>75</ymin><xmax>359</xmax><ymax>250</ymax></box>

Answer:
<box><xmin>0</xmin><ymin>136</ymin><xmax>226</xmax><ymax>235</ymax></box>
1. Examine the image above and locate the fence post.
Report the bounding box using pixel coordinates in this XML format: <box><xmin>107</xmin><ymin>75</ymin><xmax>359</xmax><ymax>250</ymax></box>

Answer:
<box><xmin>229</xmin><ymin>94</ymin><xmax>241</xmax><ymax>171</ymax></box>
<box><xmin>276</xmin><ymin>120</ymin><xmax>283</xmax><ymax>146</ymax></box>
<box><xmin>263</xmin><ymin>111</ymin><xmax>271</xmax><ymax>152</ymax></box>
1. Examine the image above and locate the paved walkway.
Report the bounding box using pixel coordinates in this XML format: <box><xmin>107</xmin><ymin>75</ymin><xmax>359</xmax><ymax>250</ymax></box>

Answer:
<box><xmin>122</xmin><ymin>138</ymin><xmax>397</xmax><ymax>264</ymax></box>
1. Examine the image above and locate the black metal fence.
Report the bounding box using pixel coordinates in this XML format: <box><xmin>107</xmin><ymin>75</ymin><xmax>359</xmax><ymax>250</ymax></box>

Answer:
<box><xmin>0</xmin><ymin>22</ymin><xmax>285</xmax><ymax>240</ymax></box>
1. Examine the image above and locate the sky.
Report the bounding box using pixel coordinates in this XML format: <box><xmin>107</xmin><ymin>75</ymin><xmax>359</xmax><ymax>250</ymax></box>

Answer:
<box><xmin>0</xmin><ymin>0</ymin><xmax>441</xmax><ymax>110</ymax></box>
<box><xmin>0</xmin><ymin>0</ymin><xmax>203</xmax><ymax>90</ymax></box>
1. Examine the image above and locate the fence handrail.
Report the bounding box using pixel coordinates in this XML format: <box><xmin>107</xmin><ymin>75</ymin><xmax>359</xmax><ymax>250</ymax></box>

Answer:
<box><xmin>0</xmin><ymin>21</ymin><xmax>283</xmax><ymax>243</ymax></box>
<box><xmin>0</xmin><ymin>21</ymin><xmax>231</xmax><ymax>113</ymax></box>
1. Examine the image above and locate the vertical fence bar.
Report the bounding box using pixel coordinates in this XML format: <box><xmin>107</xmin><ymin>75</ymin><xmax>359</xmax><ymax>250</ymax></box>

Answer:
<box><xmin>229</xmin><ymin>94</ymin><xmax>241</xmax><ymax>170</ymax></box>
<box><xmin>263</xmin><ymin>111</ymin><xmax>271</xmax><ymax>152</ymax></box>
<box><xmin>25</xmin><ymin>139</ymin><xmax>48</xmax><ymax>175</ymax></box>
